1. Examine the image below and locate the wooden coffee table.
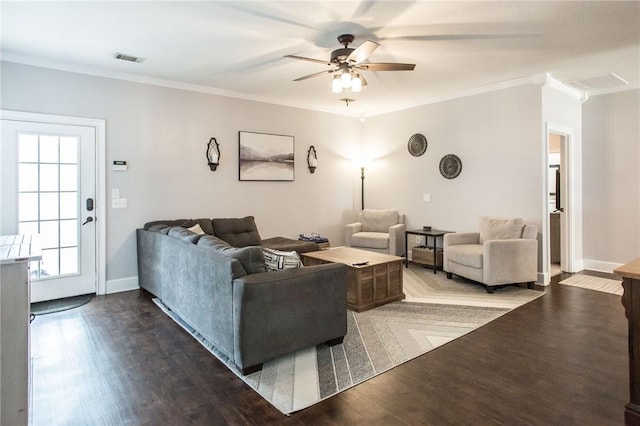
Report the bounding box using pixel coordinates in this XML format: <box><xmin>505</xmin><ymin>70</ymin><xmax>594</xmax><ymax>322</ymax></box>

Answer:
<box><xmin>301</xmin><ymin>246</ymin><xmax>404</xmax><ymax>312</ymax></box>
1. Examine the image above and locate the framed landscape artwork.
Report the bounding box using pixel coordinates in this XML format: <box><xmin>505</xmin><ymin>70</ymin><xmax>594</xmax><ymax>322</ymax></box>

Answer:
<box><xmin>239</xmin><ymin>131</ymin><xmax>295</xmax><ymax>181</ymax></box>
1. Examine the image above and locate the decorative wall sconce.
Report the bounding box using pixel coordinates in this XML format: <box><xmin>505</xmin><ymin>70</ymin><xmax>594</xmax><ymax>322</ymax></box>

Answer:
<box><xmin>207</xmin><ymin>137</ymin><xmax>220</xmax><ymax>171</ymax></box>
<box><xmin>307</xmin><ymin>145</ymin><xmax>318</xmax><ymax>173</ymax></box>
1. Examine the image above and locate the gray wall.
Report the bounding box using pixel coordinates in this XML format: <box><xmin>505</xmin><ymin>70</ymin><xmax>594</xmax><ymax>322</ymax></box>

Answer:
<box><xmin>2</xmin><ymin>61</ymin><xmax>637</xmax><ymax>289</ymax></box>
<box><xmin>1</xmin><ymin>61</ymin><xmax>362</xmax><ymax>286</ymax></box>
<box><xmin>582</xmin><ymin>89</ymin><xmax>640</xmax><ymax>268</ymax></box>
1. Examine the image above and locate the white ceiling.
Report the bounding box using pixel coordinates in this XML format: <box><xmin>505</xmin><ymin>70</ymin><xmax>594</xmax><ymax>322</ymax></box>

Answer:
<box><xmin>2</xmin><ymin>1</ymin><xmax>639</xmax><ymax>117</ymax></box>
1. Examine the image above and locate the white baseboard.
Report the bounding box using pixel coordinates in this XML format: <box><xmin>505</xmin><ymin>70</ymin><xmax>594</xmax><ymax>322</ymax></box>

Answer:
<box><xmin>537</xmin><ymin>272</ymin><xmax>550</xmax><ymax>286</ymax></box>
<box><xmin>581</xmin><ymin>259</ymin><xmax>624</xmax><ymax>274</ymax></box>
<box><xmin>106</xmin><ymin>276</ymin><xmax>139</xmax><ymax>294</ymax></box>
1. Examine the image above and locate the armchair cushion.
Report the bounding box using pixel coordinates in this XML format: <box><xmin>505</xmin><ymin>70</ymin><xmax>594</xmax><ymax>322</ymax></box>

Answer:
<box><xmin>479</xmin><ymin>217</ymin><xmax>524</xmax><ymax>243</ymax></box>
<box><xmin>351</xmin><ymin>232</ymin><xmax>389</xmax><ymax>250</ymax></box>
<box><xmin>447</xmin><ymin>244</ymin><xmax>483</xmax><ymax>269</ymax></box>
<box><xmin>361</xmin><ymin>209</ymin><xmax>399</xmax><ymax>232</ymax></box>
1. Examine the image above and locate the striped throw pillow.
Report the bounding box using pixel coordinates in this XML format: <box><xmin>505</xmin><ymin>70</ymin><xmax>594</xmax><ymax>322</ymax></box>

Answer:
<box><xmin>262</xmin><ymin>248</ymin><xmax>303</xmax><ymax>272</ymax></box>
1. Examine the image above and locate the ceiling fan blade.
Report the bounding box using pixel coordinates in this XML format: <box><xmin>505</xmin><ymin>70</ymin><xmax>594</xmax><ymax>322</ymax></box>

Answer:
<box><xmin>347</xmin><ymin>40</ymin><xmax>379</xmax><ymax>64</ymax></box>
<box><xmin>293</xmin><ymin>69</ymin><xmax>334</xmax><ymax>81</ymax></box>
<box><xmin>358</xmin><ymin>63</ymin><xmax>416</xmax><ymax>71</ymax></box>
<box><xmin>284</xmin><ymin>55</ymin><xmax>331</xmax><ymax>65</ymax></box>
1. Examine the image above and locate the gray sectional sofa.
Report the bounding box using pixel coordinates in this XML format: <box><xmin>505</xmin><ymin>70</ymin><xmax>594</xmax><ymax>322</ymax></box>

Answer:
<box><xmin>137</xmin><ymin>217</ymin><xmax>347</xmax><ymax>374</ymax></box>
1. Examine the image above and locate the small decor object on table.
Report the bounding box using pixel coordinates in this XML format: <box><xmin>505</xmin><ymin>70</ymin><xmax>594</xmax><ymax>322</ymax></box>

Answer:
<box><xmin>299</xmin><ymin>233</ymin><xmax>330</xmax><ymax>249</ymax></box>
<box><xmin>407</xmin><ymin>133</ymin><xmax>428</xmax><ymax>157</ymax></box>
<box><xmin>439</xmin><ymin>154</ymin><xmax>462</xmax><ymax>179</ymax></box>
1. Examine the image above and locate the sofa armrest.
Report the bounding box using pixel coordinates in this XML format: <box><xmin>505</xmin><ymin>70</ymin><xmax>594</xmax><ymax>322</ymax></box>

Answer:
<box><xmin>345</xmin><ymin>222</ymin><xmax>362</xmax><ymax>247</ymax></box>
<box><xmin>483</xmin><ymin>239</ymin><xmax>538</xmax><ymax>285</ymax></box>
<box><xmin>388</xmin><ymin>223</ymin><xmax>406</xmax><ymax>256</ymax></box>
<box><xmin>232</xmin><ymin>263</ymin><xmax>347</xmax><ymax>370</ymax></box>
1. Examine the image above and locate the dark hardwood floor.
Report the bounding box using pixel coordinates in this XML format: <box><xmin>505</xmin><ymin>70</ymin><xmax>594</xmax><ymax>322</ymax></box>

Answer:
<box><xmin>30</xmin><ymin>272</ymin><xmax>628</xmax><ymax>425</ymax></box>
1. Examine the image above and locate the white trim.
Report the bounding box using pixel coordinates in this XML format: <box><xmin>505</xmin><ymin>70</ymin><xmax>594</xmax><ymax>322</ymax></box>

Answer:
<box><xmin>582</xmin><ymin>260</ymin><xmax>621</xmax><ymax>274</ymax></box>
<box><xmin>537</xmin><ymin>272</ymin><xmax>549</xmax><ymax>286</ymax></box>
<box><xmin>106</xmin><ymin>276</ymin><xmax>139</xmax><ymax>294</ymax></box>
<box><xmin>543</xmin><ymin>74</ymin><xmax>588</xmax><ymax>102</ymax></box>
<box><xmin>0</xmin><ymin>110</ymin><xmax>107</xmax><ymax>295</ymax></box>
<box><xmin>544</xmin><ymin>123</ymin><xmax>579</xmax><ymax>282</ymax></box>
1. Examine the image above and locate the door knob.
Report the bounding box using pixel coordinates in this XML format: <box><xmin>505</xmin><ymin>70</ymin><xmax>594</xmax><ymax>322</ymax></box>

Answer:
<box><xmin>82</xmin><ymin>217</ymin><xmax>94</xmax><ymax>226</ymax></box>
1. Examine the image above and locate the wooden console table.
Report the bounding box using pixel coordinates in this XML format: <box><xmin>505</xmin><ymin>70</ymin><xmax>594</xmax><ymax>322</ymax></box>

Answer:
<box><xmin>1</xmin><ymin>235</ymin><xmax>41</xmax><ymax>426</ymax></box>
<box><xmin>615</xmin><ymin>258</ymin><xmax>640</xmax><ymax>426</ymax></box>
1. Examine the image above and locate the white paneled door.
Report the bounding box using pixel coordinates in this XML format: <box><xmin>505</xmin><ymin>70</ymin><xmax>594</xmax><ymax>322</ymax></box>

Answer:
<box><xmin>1</xmin><ymin>120</ymin><xmax>96</xmax><ymax>302</ymax></box>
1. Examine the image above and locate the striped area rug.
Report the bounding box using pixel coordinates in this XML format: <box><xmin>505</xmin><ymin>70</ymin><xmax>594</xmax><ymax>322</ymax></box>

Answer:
<box><xmin>154</xmin><ymin>266</ymin><xmax>543</xmax><ymax>415</ymax></box>
<box><xmin>559</xmin><ymin>274</ymin><xmax>623</xmax><ymax>295</ymax></box>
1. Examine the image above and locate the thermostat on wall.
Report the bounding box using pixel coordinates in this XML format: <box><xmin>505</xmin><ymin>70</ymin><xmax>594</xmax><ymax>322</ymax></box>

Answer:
<box><xmin>113</xmin><ymin>161</ymin><xmax>127</xmax><ymax>171</ymax></box>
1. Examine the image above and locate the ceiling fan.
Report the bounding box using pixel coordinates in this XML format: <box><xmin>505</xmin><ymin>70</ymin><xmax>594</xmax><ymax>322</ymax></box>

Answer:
<box><xmin>284</xmin><ymin>34</ymin><xmax>415</xmax><ymax>93</ymax></box>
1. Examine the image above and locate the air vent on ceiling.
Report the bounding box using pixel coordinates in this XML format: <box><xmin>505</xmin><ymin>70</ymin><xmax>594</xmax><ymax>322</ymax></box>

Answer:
<box><xmin>114</xmin><ymin>53</ymin><xmax>144</xmax><ymax>63</ymax></box>
<box><xmin>566</xmin><ymin>73</ymin><xmax>628</xmax><ymax>92</ymax></box>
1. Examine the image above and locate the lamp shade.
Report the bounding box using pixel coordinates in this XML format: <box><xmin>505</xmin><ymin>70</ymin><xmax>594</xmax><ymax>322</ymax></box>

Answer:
<box><xmin>351</xmin><ymin>74</ymin><xmax>362</xmax><ymax>92</ymax></box>
<box><xmin>332</xmin><ymin>75</ymin><xmax>342</xmax><ymax>93</ymax></box>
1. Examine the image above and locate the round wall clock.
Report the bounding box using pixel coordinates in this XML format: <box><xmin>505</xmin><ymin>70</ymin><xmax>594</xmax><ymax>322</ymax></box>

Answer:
<box><xmin>439</xmin><ymin>154</ymin><xmax>462</xmax><ymax>179</ymax></box>
<box><xmin>407</xmin><ymin>133</ymin><xmax>427</xmax><ymax>157</ymax></box>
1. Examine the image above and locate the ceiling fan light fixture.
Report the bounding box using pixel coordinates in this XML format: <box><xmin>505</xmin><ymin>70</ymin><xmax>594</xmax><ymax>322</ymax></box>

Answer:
<box><xmin>341</xmin><ymin>71</ymin><xmax>352</xmax><ymax>88</ymax></box>
<box><xmin>332</xmin><ymin>75</ymin><xmax>342</xmax><ymax>93</ymax></box>
<box><xmin>351</xmin><ymin>74</ymin><xmax>362</xmax><ymax>92</ymax></box>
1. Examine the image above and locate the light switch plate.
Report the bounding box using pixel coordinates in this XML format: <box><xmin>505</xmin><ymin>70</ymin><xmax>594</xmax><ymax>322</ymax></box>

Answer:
<box><xmin>112</xmin><ymin>198</ymin><xmax>127</xmax><ymax>209</ymax></box>
<box><xmin>423</xmin><ymin>193</ymin><xmax>431</xmax><ymax>202</ymax></box>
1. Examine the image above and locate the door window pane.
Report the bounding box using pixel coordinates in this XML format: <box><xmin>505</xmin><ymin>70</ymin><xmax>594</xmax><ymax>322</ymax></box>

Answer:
<box><xmin>59</xmin><ymin>192</ymin><xmax>77</xmax><ymax>219</ymax></box>
<box><xmin>59</xmin><ymin>219</ymin><xmax>78</xmax><ymax>247</ymax></box>
<box><xmin>18</xmin><ymin>221</ymin><xmax>38</xmax><ymax>236</ymax></box>
<box><xmin>40</xmin><ymin>249</ymin><xmax>60</xmax><ymax>277</ymax></box>
<box><xmin>39</xmin><ymin>221</ymin><xmax>59</xmax><ymax>249</ymax></box>
<box><xmin>18</xmin><ymin>164</ymin><xmax>38</xmax><ymax>192</ymax></box>
<box><xmin>39</xmin><ymin>135</ymin><xmax>59</xmax><ymax>163</ymax></box>
<box><xmin>59</xmin><ymin>137</ymin><xmax>78</xmax><ymax>164</ymax></box>
<box><xmin>18</xmin><ymin>193</ymin><xmax>38</xmax><ymax>221</ymax></box>
<box><xmin>18</xmin><ymin>134</ymin><xmax>38</xmax><ymax>162</ymax></box>
<box><xmin>39</xmin><ymin>164</ymin><xmax>59</xmax><ymax>191</ymax></box>
<box><xmin>60</xmin><ymin>247</ymin><xmax>78</xmax><ymax>275</ymax></box>
<box><xmin>39</xmin><ymin>193</ymin><xmax>59</xmax><ymax>220</ymax></box>
<box><xmin>59</xmin><ymin>165</ymin><xmax>77</xmax><ymax>191</ymax></box>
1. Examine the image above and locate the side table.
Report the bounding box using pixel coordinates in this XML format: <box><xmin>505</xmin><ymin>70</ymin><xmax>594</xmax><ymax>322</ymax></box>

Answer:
<box><xmin>405</xmin><ymin>229</ymin><xmax>453</xmax><ymax>274</ymax></box>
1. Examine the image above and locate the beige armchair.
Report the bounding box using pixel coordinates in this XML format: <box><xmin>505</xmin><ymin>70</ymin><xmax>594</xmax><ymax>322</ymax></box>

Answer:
<box><xmin>345</xmin><ymin>209</ymin><xmax>406</xmax><ymax>256</ymax></box>
<box><xmin>443</xmin><ymin>217</ymin><xmax>538</xmax><ymax>293</ymax></box>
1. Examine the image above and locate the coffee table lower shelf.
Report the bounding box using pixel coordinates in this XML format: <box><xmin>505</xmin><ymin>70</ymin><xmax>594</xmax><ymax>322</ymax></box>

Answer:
<box><xmin>302</xmin><ymin>248</ymin><xmax>404</xmax><ymax>312</ymax></box>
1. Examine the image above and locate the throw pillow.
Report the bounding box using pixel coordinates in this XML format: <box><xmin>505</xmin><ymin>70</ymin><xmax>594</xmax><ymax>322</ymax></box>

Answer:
<box><xmin>479</xmin><ymin>217</ymin><xmax>524</xmax><ymax>243</ymax></box>
<box><xmin>198</xmin><ymin>235</ymin><xmax>266</xmax><ymax>274</ymax></box>
<box><xmin>187</xmin><ymin>223</ymin><xmax>206</xmax><ymax>235</ymax></box>
<box><xmin>262</xmin><ymin>247</ymin><xmax>304</xmax><ymax>272</ymax></box>
<box><xmin>361</xmin><ymin>209</ymin><xmax>399</xmax><ymax>232</ymax></box>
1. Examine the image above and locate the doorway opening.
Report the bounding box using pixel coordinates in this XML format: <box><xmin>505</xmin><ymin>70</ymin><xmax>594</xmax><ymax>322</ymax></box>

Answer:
<box><xmin>545</xmin><ymin>126</ymin><xmax>574</xmax><ymax>282</ymax></box>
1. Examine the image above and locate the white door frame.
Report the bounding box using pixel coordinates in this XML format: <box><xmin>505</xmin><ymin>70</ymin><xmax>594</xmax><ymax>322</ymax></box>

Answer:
<box><xmin>1</xmin><ymin>110</ymin><xmax>107</xmax><ymax>296</ymax></box>
<box><xmin>542</xmin><ymin>122</ymin><xmax>577</xmax><ymax>283</ymax></box>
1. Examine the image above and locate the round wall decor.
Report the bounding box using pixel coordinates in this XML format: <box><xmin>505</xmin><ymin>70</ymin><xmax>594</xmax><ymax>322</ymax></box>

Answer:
<box><xmin>407</xmin><ymin>133</ymin><xmax>427</xmax><ymax>157</ymax></box>
<box><xmin>439</xmin><ymin>154</ymin><xmax>462</xmax><ymax>179</ymax></box>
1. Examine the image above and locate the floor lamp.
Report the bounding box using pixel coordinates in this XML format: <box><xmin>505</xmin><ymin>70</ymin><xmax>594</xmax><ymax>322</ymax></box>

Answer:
<box><xmin>360</xmin><ymin>167</ymin><xmax>365</xmax><ymax>211</ymax></box>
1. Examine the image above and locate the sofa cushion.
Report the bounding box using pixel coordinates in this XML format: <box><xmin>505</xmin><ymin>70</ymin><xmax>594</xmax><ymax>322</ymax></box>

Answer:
<box><xmin>479</xmin><ymin>217</ymin><xmax>524</xmax><ymax>243</ymax></box>
<box><xmin>447</xmin><ymin>244</ymin><xmax>483</xmax><ymax>269</ymax></box>
<box><xmin>198</xmin><ymin>235</ymin><xmax>266</xmax><ymax>274</ymax></box>
<box><xmin>168</xmin><ymin>226</ymin><xmax>202</xmax><ymax>244</ymax></box>
<box><xmin>351</xmin><ymin>232</ymin><xmax>390</xmax><ymax>249</ymax></box>
<box><xmin>182</xmin><ymin>218</ymin><xmax>215</xmax><ymax>235</ymax></box>
<box><xmin>361</xmin><ymin>209</ymin><xmax>398</xmax><ymax>232</ymax></box>
<box><xmin>147</xmin><ymin>224</ymin><xmax>172</xmax><ymax>234</ymax></box>
<box><xmin>213</xmin><ymin>216</ymin><xmax>262</xmax><ymax>247</ymax></box>
<box><xmin>261</xmin><ymin>236</ymin><xmax>319</xmax><ymax>254</ymax></box>
<box><xmin>262</xmin><ymin>247</ymin><xmax>303</xmax><ymax>272</ymax></box>
<box><xmin>144</xmin><ymin>219</ymin><xmax>189</xmax><ymax>230</ymax></box>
